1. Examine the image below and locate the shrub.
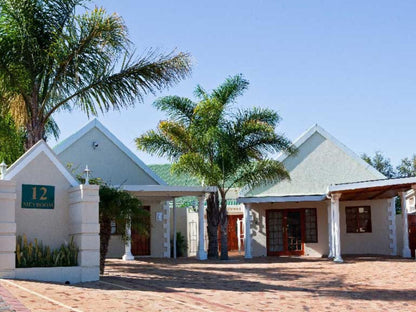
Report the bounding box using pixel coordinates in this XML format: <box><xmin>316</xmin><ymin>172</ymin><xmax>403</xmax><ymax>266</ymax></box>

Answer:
<box><xmin>16</xmin><ymin>234</ymin><xmax>78</xmax><ymax>268</ymax></box>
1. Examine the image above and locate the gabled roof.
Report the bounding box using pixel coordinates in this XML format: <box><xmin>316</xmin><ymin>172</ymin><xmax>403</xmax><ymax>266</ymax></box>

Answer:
<box><xmin>54</xmin><ymin>119</ymin><xmax>166</xmax><ymax>185</ymax></box>
<box><xmin>6</xmin><ymin>140</ymin><xmax>79</xmax><ymax>186</ymax></box>
<box><xmin>276</xmin><ymin>124</ymin><xmax>385</xmax><ymax>178</ymax></box>
<box><xmin>244</xmin><ymin>124</ymin><xmax>385</xmax><ymax>198</ymax></box>
<box><xmin>148</xmin><ymin>164</ymin><xmax>200</xmax><ymax>187</ymax></box>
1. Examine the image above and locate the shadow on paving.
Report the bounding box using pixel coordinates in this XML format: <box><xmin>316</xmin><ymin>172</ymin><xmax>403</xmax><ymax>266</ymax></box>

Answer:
<box><xmin>72</xmin><ymin>256</ymin><xmax>416</xmax><ymax>302</ymax></box>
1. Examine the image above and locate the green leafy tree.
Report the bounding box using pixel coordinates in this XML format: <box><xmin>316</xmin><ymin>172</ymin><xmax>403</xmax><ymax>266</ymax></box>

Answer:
<box><xmin>136</xmin><ymin>74</ymin><xmax>293</xmax><ymax>260</ymax></box>
<box><xmin>397</xmin><ymin>155</ymin><xmax>416</xmax><ymax>178</ymax></box>
<box><xmin>0</xmin><ymin>114</ymin><xmax>24</xmax><ymax>164</ymax></box>
<box><xmin>361</xmin><ymin>152</ymin><xmax>395</xmax><ymax>178</ymax></box>
<box><xmin>98</xmin><ymin>185</ymin><xmax>149</xmax><ymax>274</ymax></box>
<box><xmin>0</xmin><ymin>0</ymin><xmax>191</xmax><ymax>149</ymax></box>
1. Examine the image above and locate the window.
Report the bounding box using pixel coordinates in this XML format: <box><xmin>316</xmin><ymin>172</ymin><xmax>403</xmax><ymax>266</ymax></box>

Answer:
<box><xmin>346</xmin><ymin>206</ymin><xmax>372</xmax><ymax>233</ymax></box>
<box><xmin>111</xmin><ymin>220</ymin><xmax>120</xmax><ymax>235</ymax></box>
<box><xmin>304</xmin><ymin>208</ymin><xmax>317</xmax><ymax>243</ymax></box>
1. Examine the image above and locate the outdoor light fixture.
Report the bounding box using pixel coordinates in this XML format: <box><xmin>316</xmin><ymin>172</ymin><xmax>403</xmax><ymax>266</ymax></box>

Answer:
<box><xmin>92</xmin><ymin>141</ymin><xmax>99</xmax><ymax>149</ymax></box>
<box><xmin>84</xmin><ymin>165</ymin><xmax>91</xmax><ymax>185</ymax></box>
<box><xmin>0</xmin><ymin>161</ymin><xmax>7</xmax><ymax>180</ymax></box>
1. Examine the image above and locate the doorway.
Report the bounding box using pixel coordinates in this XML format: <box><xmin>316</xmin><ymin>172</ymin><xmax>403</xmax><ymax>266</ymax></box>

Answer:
<box><xmin>266</xmin><ymin>209</ymin><xmax>305</xmax><ymax>256</ymax></box>
<box><xmin>131</xmin><ymin>206</ymin><xmax>151</xmax><ymax>256</ymax></box>
<box><xmin>218</xmin><ymin>214</ymin><xmax>244</xmax><ymax>252</ymax></box>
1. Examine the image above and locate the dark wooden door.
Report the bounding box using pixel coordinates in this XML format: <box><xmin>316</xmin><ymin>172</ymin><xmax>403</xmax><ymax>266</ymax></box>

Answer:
<box><xmin>266</xmin><ymin>209</ymin><xmax>305</xmax><ymax>256</ymax></box>
<box><xmin>131</xmin><ymin>206</ymin><xmax>150</xmax><ymax>256</ymax></box>
<box><xmin>218</xmin><ymin>214</ymin><xmax>244</xmax><ymax>251</ymax></box>
<box><xmin>409</xmin><ymin>215</ymin><xmax>416</xmax><ymax>258</ymax></box>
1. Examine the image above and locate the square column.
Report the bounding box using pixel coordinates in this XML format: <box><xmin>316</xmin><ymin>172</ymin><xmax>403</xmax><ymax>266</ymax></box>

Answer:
<box><xmin>244</xmin><ymin>203</ymin><xmax>252</xmax><ymax>259</ymax></box>
<box><xmin>400</xmin><ymin>192</ymin><xmax>411</xmax><ymax>258</ymax></box>
<box><xmin>0</xmin><ymin>180</ymin><xmax>16</xmax><ymax>278</ymax></box>
<box><xmin>387</xmin><ymin>198</ymin><xmax>397</xmax><ymax>256</ymax></box>
<box><xmin>68</xmin><ymin>184</ymin><xmax>100</xmax><ymax>282</ymax></box>
<box><xmin>163</xmin><ymin>201</ymin><xmax>171</xmax><ymax>258</ymax></box>
<box><xmin>331</xmin><ymin>193</ymin><xmax>343</xmax><ymax>263</ymax></box>
<box><xmin>196</xmin><ymin>196</ymin><xmax>207</xmax><ymax>260</ymax></box>
<box><xmin>327</xmin><ymin>201</ymin><xmax>334</xmax><ymax>258</ymax></box>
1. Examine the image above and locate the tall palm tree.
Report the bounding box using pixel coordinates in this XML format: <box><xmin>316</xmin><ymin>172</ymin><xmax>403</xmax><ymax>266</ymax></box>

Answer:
<box><xmin>0</xmin><ymin>0</ymin><xmax>191</xmax><ymax>149</ymax></box>
<box><xmin>136</xmin><ymin>74</ymin><xmax>294</xmax><ymax>260</ymax></box>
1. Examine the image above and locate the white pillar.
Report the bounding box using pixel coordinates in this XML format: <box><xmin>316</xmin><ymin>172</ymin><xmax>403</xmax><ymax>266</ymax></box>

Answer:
<box><xmin>0</xmin><ymin>180</ymin><xmax>16</xmax><ymax>279</ymax></box>
<box><xmin>331</xmin><ymin>193</ymin><xmax>343</xmax><ymax>263</ymax></box>
<box><xmin>122</xmin><ymin>217</ymin><xmax>134</xmax><ymax>261</ymax></box>
<box><xmin>173</xmin><ymin>198</ymin><xmax>177</xmax><ymax>260</ymax></box>
<box><xmin>244</xmin><ymin>203</ymin><xmax>252</xmax><ymax>259</ymax></box>
<box><xmin>327</xmin><ymin>201</ymin><xmax>334</xmax><ymax>258</ymax></box>
<box><xmin>401</xmin><ymin>192</ymin><xmax>411</xmax><ymax>258</ymax></box>
<box><xmin>162</xmin><ymin>201</ymin><xmax>171</xmax><ymax>258</ymax></box>
<box><xmin>387</xmin><ymin>198</ymin><xmax>397</xmax><ymax>256</ymax></box>
<box><xmin>68</xmin><ymin>184</ymin><xmax>100</xmax><ymax>281</ymax></box>
<box><xmin>196</xmin><ymin>195</ymin><xmax>207</xmax><ymax>260</ymax></box>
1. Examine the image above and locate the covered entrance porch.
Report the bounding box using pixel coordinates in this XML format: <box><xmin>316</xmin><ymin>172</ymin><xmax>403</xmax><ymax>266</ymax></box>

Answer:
<box><xmin>120</xmin><ymin>185</ymin><xmax>216</xmax><ymax>260</ymax></box>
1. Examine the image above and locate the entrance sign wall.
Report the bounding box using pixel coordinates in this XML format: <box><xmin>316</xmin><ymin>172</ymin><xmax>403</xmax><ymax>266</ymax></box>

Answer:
<box><xmin>0</xmin><ymin>141</ymin><xmax>100</xmax><ymax>283</ymax></box>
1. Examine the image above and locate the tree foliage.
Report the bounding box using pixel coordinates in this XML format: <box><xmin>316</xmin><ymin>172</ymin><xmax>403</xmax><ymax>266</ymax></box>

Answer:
<box><xmin>397</xmin><ymin>155</ymin><xmax>416</xmax><ymax>178</ymax></box>
<box><xmin>136</xmin><ymin>74</ymin><xmax>293</xmax><ymax>259</ymax></box>
<box><xmin>0</xmin><ymin>114</ymin><xmax>24</xmax><ymax>164</ymax></box>
<box><xmin>361</xmin><ymin>152</ymin><xmax>395</xmax><ymax>178</ymax></box>
<box><xmin>98</xmin><ymin>184</ymin><xmax>149</xmax><ymax>274</ymax></box>
<box><xmin>0</xmin><ymin>0</ymin><xmax>192</xmax><ymax>149</ymax></box>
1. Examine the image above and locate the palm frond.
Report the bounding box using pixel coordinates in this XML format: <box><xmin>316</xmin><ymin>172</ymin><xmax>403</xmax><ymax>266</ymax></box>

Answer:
<box><xmin>211</xmin><ymin>74</ymin><xmax>249</xmax><ymax>105</ymax></box>
<box><xmin>230</xmin><ymin>159</ymin><xmax>290</xmax><ymax>191</ymax></box>
<box><xmin>153</xmin><ymin>96</ymin><xmax>196</xmax><ymax>124</ymax></box>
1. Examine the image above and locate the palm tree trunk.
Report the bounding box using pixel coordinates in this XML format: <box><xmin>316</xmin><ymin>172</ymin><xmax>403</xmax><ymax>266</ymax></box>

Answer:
<box><xmin>206</xmin><ymin>192</ymin><xmax>219</xmax><ymax>259</ymax></box>
<box><xmin>219</xmin><ymin>194</ymin><xmax>228</xmax><ymax>260</ymax></box>
<box><xmin>100</xmin><ymin>216</ymin><xmax>112</xmax><ymax>274</ymax></box>
<box><xmin>24</xmin><ymin>97</ymin><xmax>46</xmax><ymax>150</ymax></box>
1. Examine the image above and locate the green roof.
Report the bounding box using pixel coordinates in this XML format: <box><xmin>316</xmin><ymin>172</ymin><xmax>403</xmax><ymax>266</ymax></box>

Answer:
<box><xmin>148</xmin><ymin>164</ymin><xmax>201</xmax><ymax>187</ymax></box>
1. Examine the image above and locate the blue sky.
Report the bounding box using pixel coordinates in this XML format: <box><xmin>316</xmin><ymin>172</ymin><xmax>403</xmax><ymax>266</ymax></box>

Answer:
<box><xmin>52</xmin><ymin>0</ymin><xmax>416</xmax><ymax>166</ymax></box>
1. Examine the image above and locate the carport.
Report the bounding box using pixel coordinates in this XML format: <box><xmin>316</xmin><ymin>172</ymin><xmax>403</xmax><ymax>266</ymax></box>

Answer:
<box><xmin>326</xmin><ymin>177</ymin><xmax>416</xmax><ymax>262</ymax></box>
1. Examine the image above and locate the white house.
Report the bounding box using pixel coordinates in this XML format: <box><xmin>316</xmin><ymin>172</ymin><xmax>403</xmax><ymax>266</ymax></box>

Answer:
<box><xmin>54</xmin><ymin>119</ymin><xmax>213</xmax><ymax>260</ymax></box>
<box><xmin>239</xmin><ymin>124</ymin><xmax>416</xmax><ymax>261</ymax></box>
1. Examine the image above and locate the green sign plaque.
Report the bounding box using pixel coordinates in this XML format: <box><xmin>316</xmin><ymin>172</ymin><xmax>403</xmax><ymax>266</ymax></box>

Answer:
<box><xmin>22</xmin><ymin>184</ymin><xmax>55</xmax><ymax>209</ymax></box>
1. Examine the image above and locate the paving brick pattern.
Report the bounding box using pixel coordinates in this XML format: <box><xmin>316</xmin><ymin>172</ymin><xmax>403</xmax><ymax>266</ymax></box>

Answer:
<box><xmin>1</xmin><ymin>256</ymin><xmax>415</xmax><ymax>312</ymax></box>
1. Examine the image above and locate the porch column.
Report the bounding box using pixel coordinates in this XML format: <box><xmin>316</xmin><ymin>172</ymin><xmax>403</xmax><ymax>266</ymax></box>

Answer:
<box><xmin>400</xmin><ymin>191</ymin><xmax>411</xmax><ymax>258</ymax></box>
<box><xmin>327</xmin><ymin>201</ymin><xmax>334</xmax><ymax>258</ymax></box>
<box><xmin>331</xmin><ymin>193</ymin><xmax>343</xmax><ymax>263</ymax></box>
<box><xmin>122</xmin><ymin>217</ymin><xmax>135</xmax><ymax>261</ymax></box>
<box><xmin>173</xmin><ymin>198</ymin><xmax>177</xmax><ymax>259</ymax></box>
<box><xmin>196</xmin><ymin>195</ymin><xmax>207</xmax><ymax>260</ymax></box>
<box><xmin>244</xmin><ymin>203</ymin><xmax>252</xmax><ymax>259</ymax></box>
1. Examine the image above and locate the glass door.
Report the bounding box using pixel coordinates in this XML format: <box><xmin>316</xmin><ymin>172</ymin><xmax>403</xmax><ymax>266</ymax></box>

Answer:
<box><xmin>267</xmin><ymin>209</ymin><xmax>305</xmax><ymax>256</ymax></box>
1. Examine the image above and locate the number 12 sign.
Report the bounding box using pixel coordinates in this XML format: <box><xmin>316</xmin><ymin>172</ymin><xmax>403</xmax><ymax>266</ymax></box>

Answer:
<box><xmin>22</xmin><ymin>184</ymin><xmax>55</xmax><ymax>209</ymax></box>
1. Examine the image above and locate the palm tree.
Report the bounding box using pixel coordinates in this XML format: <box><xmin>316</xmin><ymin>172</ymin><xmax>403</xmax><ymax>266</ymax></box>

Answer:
<box><xmin>0</xmin><ymin>0</ymin><xmax>191</xmax><ymax>149</ymax></box>
<box><xmin>136</xmin><ymin>74</ymin><xmax>293</xmax><ymax>260</ymax></box>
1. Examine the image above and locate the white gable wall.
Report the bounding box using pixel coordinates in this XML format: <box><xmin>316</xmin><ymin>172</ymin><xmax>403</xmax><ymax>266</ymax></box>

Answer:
<box><xmin>57</xmin><ymin>127</ymin><xmax>159</xmax><ymax>185</ymax></box>
<box><xmin>13</xmin><ymin>152</ymin><xmax>72</xmax><ymax>249</ymax></box>
<box><xmin>249</xmin><ymin>131</ymin><xmax>385</xmax><ymax>197</ymax></box>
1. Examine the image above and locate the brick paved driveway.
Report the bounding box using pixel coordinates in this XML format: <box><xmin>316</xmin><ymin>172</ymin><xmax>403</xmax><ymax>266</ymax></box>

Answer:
<box><xmin>1</xmin><ymin>256</ymin><xmax>415</xmax><ymax>311</ymax></box>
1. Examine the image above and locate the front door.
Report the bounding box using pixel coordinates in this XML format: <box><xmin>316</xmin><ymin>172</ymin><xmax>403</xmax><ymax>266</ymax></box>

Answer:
<box><xmin>131</xmin><ymin>206</ymin><xmax>151</xmax><ymax>256</ymax></box>
<box><xmin>218</xmin><ymin>214</ymin><xmax>244</xmax><ymax>251</ymax></box>
<box><xmin>266</xmin><ymin>209</ymin><xmax>305</xmax><ymax>256</ymax></box>
<box><xmin>409</xmin><ymin>215</ymin><xmax>416</xmax><ymax>258</ymax></box>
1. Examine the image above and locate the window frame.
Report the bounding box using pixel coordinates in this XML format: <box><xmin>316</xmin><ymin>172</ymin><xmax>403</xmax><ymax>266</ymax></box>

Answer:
<box><xmin>304</xmin><ymin>208</ymin><xmax>318</xmax><ymax>243</ymax></box>
<box><xmin>345</xmin><ymin>206</ymin><xmax>372</xmax><ymax>234</ymax></box>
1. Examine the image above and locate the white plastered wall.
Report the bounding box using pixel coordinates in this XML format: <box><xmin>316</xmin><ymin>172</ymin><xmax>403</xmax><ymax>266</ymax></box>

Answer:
<box><xmin>250</xmin><ymin>198</ymin><xmax>393</xmax><ymax>257</ymax></box>
<box><xmin>106</xmin><ymin>200</ymin><xmax>166</xmax><ymax>258</ymax></box>
<box><xmin>13</xmin><ymin>152</ymin><xmax>71</xmax><ymax>249</ymax></box>
<box><xmin>339</xmin><ymin>199</ymin><xmax>392</xmax><ymax>255</ymax></box>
